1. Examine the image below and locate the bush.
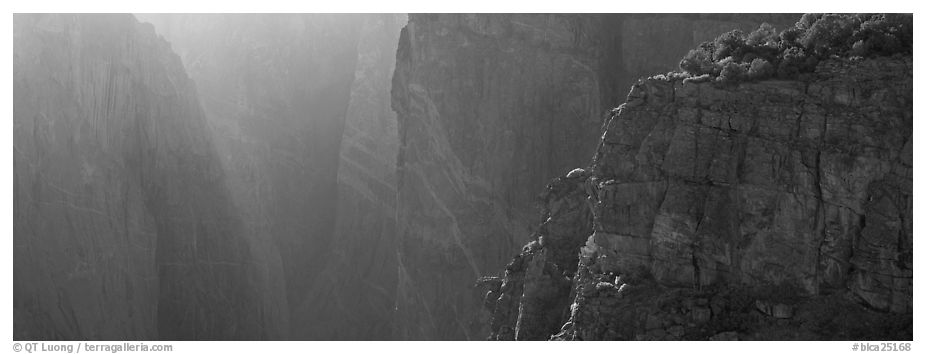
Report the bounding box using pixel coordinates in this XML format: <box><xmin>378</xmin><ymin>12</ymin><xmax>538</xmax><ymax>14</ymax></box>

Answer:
<box><xmin>679</xmin><ymin>43</ymin><xmax>716</xmax><ymax>76</ymax></box>
<box><xmin>850</xmin><ymin>13</ymin><xmax>913</xmax><ymax>56</ymax></box>
<box><xmin>713</xmin><ymin>29</ymin><xmax>747</xmax><ymax>61</ymax></box>
<box><xmin>676</xmin><ymin>13</ymin><xmax>912</xmax><ymax>85</ymax></box>
<box><xmin>796</xmin><ymin>13</ymin><xmax>823</xmax><ymax>30</ymax></box>
<box><xmin>682</xmin><ymin>74</ymin><xmax>713</xmax><ymax>85</ymax></box>
<box><xmin>747</xmin><ymin>58</ymin><xmax>775</xmax><ymax>80</ymax></box>
<box><xmin>779</xmin><ymin>26</ymin><xmax>804</xmax><ymax>47</ymax></box>
<box><xmin>746</xmin><ymin>23</ymin><xmax>779</xmax><ymax>47</ymax></box>
<box><xmin>650</xmin><ymin>71</ymin><xmax>690</xmax><ymax>82</ymax></box>
<box><xmin>745</xmin><ymin>23</ymin><xmax>781</xmax><ymax>60</ymax></box>
<box><xmin>716</xmin><ymin>57</ymin><xmax>747</xmax><ymax>84</ymax></box>
<box><xmin>777</xmin><ymin>47</ymin><xmax>818</xmax><ymax>78</ymax></box>
<box><xmin>800</xmin><ymin>14</ymin><xmax>861</xmax><ymax>57</ymax></box>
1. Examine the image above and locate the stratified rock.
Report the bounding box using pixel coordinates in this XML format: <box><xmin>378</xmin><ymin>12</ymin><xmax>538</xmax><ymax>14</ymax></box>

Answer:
<box><xmin>590</xmin><ymin>56</ymin><xmax>912</xmax><ymax>312</ymax></box>
<box><xmin>486</xmin><ymin>54</ymin><xmax>912</xmax><ymax>340</ymax></box>
<box><xmin>14</xmin><ymin>14</ymin><xmax>272</xmax><ymax>339</ymax></box>
<box><xmin>392</xmin><ymin>13</ymin><xmax>797</xmax><ymax>341</ymax></box>
<box><xmin>484</xmin><ymin>173</ymin><xmax>593</xmax><ymax>340</ymax></box>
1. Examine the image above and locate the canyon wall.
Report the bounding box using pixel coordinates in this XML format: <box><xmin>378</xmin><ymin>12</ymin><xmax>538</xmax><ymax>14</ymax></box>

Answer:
<box><xmin>18</xmin><ymin>13</ymin><xmax>408</xmax><ymax>340</ymax></box>
<box><xmin>300</xmin><ymin>13</ymin><xmax>408</xmax><ymax>340</ymax></box>
<box><xmin>13</xmin><ymin>14</ymin><xmax>276</xmax><ymax>340</ymax></box>
<box><xmin>20</xmin><ymin>13</ymin><xmax>881</xmax><ymax>341</ymax></box>
<box><xmin>391</xmin><ymin>13</ymin><xmax>798</xmax><ymax>340</ymax></box>
<box><xmin>137</xmin><ymin>14</ymin><xmax>372</xmax><ymax>339</ymax></box>
<box><xmin>485</xmin><ymin>56</ymin><xmax>913</xmax><ymax>340</ymax></box>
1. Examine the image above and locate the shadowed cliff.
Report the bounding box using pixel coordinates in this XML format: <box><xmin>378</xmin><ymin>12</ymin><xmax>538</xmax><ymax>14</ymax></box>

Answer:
<box><xmin>14</xmin><ymin>13</ymin><xmax>277</xmax><ymax>340</ymax></box>
<box><xmin>483</xmin><ymin>14</ymin><xmax>913</xmax><ymax>340</ymax></box>
<box><xmin>391</xmin><ymin>13</ymin><xmax>800</xmax><ymax>340</ymax></box>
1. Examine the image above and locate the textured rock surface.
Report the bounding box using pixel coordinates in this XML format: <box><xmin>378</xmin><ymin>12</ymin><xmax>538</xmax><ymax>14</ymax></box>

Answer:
<box><xmin>485</xmin><ymin>56</ymin><xmax>913</xmax><ymax>340</ymax></box>
<box><xmin>392</xmin><ymin>14</ymin><xmax>615</xmax><ymax>339</ymax></box>
<box><xmin>392</xmin><ymin>13</ymin><xmax>798</xmax><ymax>340</ymax></box>
<box><xmin>481</xmin><ymin>172</ymin><xmax>593</xmax><ymax>340</ymax></box>
<box><xmin>13</xmin><ymin>14</ymin><xmax>274</xmax><ymax>340</ymax></box>
<box><xmin>137</xmin><ymin>14</ymin><xmax>367</xmax><ymax>339</ymax></box>
<box><xmin>300</xmin><ymin>14</ymin><xmax>407</xmax><ymax>340</ymax></box>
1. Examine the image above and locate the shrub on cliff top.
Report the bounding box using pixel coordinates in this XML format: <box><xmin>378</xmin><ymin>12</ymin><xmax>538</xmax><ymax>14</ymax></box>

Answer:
<box><xmin>747</xmin><ymin>58</ymin><xmax>775</xmax><ymax>80</ymax></box>
<box><xmin>716</xmin><ymin>57</ymin><xmax>747</xmax><ymax>83</ymax></box>
<box><xmin>677</xmin><ymin>13</ymin><xmax>912</xmax><ymax>85</ymax></box>
<box><xmin>679</xmin><ymin>42</ymin><xmax>717</xmax><ymax>76</ymax></box>
<box><xmin>713</xmin><ymin>29</ymin><xmax>747</xmax><ymax>61</ymax></box>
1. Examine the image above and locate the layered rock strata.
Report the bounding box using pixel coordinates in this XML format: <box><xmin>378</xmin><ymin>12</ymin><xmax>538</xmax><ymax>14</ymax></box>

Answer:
<box><xmin>485</xmin><ymin>56</ymin><xmax>913</xmax><ymax>340</ymax></box>
<box><xmin>392</xmin><ymin>13</ymin><xmax>798</xmax><ymax>340</ymax></box>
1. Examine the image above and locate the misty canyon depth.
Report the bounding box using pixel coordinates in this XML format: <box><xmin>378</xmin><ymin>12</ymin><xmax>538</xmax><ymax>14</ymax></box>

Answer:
<box><xmin>13</xmin><ymin>13</ymin><xmax>912</xmax><ymax>341</ymax></box>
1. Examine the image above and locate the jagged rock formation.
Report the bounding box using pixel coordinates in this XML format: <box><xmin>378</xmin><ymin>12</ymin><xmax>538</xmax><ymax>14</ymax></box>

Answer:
<box><xmin>13</xmin><ymin>14</ymin><xmax>275</xmax><ymax>339</ymax></box>
<box><xmin>480</xmin><ymin>170</ymin><xmax>595</xmax><ymax>340</ymax></box>
<box><xmin>392</xmin><ymin>14</ymin><xmax>620</xmax><ymax>339</ymax></box>
<box><xmin>485</xmin><ymin>56</ymin><xmax>913</xmax><ymax>340</ymax></box>
<box><xmin>137</xmin><ymin>14</ymin><xmax>368</xmax><ymax>339</ymax></box>
<box><xmin>391</xmin><ymin>13</ymin><xmax>798</xmax><ymax>340</ymax></box>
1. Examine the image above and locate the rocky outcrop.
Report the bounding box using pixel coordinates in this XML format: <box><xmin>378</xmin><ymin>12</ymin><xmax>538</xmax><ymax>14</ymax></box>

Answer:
<box><xmin>485</xmin><ymin>55</ymin><xmax>913</xmax><ymax>340</ymax></box>
<box><xmin>481</xmin><ymin>170</ymin><xmax>594</xmax><ymax>340</ymax></box>
<box><xmin>391</xmin><ymin>13</ymin><xmax>798</xmax><ymax>340</ymax></box>
<box><xmin>14</xmin><ymin>14</ymin><xmax>274</xmax><ymax>339</ymax></box>
<box><xmin>137</xmin><ymin>14</ymin><xmax>368</xmax><ymax>339</ymax></box>
<box><xmin>392</xmin><ymin>14</ymin><xmax>618</xmax><ymax>339</ymax></box>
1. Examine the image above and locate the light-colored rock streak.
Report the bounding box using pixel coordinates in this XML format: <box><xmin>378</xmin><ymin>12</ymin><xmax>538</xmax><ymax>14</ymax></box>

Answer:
<box><xmin>408</xmin><ymin>165</ymin><xmax>482</xmax><ymax>279</ymax></box>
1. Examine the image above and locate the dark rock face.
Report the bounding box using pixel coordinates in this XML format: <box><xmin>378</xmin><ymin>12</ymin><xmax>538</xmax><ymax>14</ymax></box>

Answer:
<box><xmin>486</xmin><ymin>56</ymin><xmax>913</xmax><ymax>340</ymax></box>
<box><xmin>391</xmin><ymin>13</ymin><xmax>799</xmax><ymax>340</ymax></box>
<box><xmin>391</xmin><ymin>14</ymin><xmax>615</xmax><ymax>340</ymax></box>
<box><xmin>482</xmin><ymin>172</ymin><xmax>594</xmax><ymax>340</ymax></box>
<box><xmin>14</xmin><ymin>14</ymin><xmax>273</xmax><ymax>339</ymax></box>
<box><xmin>137</xmin><ymin>14</ymin><xmax>369</xmax><ymax>339</ymax></box>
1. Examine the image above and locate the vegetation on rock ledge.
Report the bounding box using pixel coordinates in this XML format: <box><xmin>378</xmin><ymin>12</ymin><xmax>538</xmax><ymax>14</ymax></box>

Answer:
<box><xmin>677</xmin><ymin>13</ymin><xmax>912</xmax><ymax>84</ymax></box>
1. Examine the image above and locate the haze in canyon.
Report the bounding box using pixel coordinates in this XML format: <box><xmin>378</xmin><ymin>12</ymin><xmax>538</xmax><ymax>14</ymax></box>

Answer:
<box><xmin>13</xmin><ymin>13</ymin><xmax>913</xmax><ymax>341</ymax></box>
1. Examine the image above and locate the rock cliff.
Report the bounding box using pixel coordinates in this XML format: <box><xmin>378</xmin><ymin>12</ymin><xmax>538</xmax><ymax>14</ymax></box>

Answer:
<box><xmin>391</xmin><ymin>13</ymin><xmax>798</xmax><ymax>340</ymax></box>
<box><xmin>14</xmin><ymin>14</ymin><xmax>275</xmax><ymax>339</ymax></box>
<box><xmin>137</xmin><ymin>14</ymin><xmax>371</xmax><ymax>339</ymax></box>
<box><xmin>19</xmin><ymin>13</ymin><xmax>902</xmax><ymax>342</ymax></box>
<box><xmin>484</xmin><ymin>55</ymin><xmax>912</xmax><ymax>340</ymax></box>
<box><xmin>300</xmin><ymin>14</ymin><xmax>408</xmax><ymax>340</ymax></box>
<box><xmin>19</xmin><ymin>13</ymin><xmax>409</xmax><ymax>340</ymax></box>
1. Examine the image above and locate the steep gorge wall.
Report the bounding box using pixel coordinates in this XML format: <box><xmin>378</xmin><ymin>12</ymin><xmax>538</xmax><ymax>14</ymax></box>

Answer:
<box><xmin>485</xmin><ymin>56</ymin><xmax>913</xmax><ymax>340</ymax></box>
<box><xmin>300</xmin><ymin>13</ymin><xmax>408</xmax><ymax>340</ymax></box>
<box><xmin>391</xmin><ymin>13</ymin><xmax>798</xmax><ymax>340</ymax></box>
<box><xmin>138</xmin><ymin>14</ymin><xmax>368</xmax><ymax>339</ymax></box>
<box><xmin>13</xmin><ymin>14</ymin><xmax>276</xmax><ymax>340</ymax></box>
<box><xmin>16</xmin><ymin>13</ymin><xmax>840</xmax><ymax>341</ymax></box>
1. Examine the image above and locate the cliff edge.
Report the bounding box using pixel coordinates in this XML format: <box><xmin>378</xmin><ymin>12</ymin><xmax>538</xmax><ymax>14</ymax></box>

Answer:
<box><xmin>484</xmin><ymin>35</ymin><xmax>912</xmax><ymax>339</ymax></box>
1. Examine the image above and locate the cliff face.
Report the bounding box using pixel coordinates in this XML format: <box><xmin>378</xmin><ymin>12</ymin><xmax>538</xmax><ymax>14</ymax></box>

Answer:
<box><xmin>485</xmin><ymin>56</ymin><xmax>913</xmax><ymax>340</ymax></box>
<box><xmin>391</xmin><ymin>14</ymin><xmax>614</xmax><ymax>340</ymax></box>
<box><xmin>391</xmin><ymin>13</ymin><xmax>798</xmax><ymax>340</ymax></box>
<box><xmin>300</xmin><ymin>13</ymin><xmax>407</xmax><ymax>340</ymax></box>
<box><xmin>14</xmin><ymin>14</ymin><xmax>274</xmax><ymax>339</ymax></box>
<box><xmin>137</xmin><ymin>14</ymin><xmax>367</xmax><ymax>339</ymax></box>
